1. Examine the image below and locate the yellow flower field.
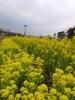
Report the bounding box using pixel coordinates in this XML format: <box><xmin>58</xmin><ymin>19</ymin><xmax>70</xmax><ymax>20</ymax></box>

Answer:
<box><xmin>0</xmin><ymin>36</ymin><xmax>75</xmax><ymax>100</ymax></box>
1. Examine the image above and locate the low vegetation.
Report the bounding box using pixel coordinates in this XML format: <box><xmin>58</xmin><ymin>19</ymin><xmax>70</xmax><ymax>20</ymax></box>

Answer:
<box><xmin>0</xmin><ymin>36</ymin><xmax>75</xmax><ymax>100</ymax></box>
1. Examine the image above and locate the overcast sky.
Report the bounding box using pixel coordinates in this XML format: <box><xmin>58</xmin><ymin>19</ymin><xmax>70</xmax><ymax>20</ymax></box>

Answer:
<box><xmin>0</xmin><ymin>0</ymin><xmax>75</xmax><ymax>36</ymax></box>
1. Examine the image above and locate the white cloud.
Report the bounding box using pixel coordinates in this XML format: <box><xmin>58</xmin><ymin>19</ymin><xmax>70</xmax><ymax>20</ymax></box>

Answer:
<box><xmin>0</xmin><ymin>0</ymin><xmax>75</xmax><ymax>35</ymax></box>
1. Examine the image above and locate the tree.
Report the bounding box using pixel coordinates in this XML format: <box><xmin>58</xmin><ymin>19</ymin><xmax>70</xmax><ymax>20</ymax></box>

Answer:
<box><xmin>66</xmin><ymin>27</ymin><xmax>75</xmax><ymax>38</ymax></box>
<box><xmin>57</xmin><ymin>31</ymin><xmax>65</xmax><ymax>40</ymax></box>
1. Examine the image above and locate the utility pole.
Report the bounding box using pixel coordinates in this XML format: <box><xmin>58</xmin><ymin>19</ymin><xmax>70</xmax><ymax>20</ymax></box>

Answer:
<box><xmin>24</xmin><ymin>25</ymin><xmax>28</xmax><ymax>36</ymax></box>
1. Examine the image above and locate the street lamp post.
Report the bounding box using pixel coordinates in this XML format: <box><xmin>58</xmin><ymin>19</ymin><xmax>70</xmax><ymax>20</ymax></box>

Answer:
<box><xmin>24</xmin><ymin>25</ymin><xmax>28</xmax><ymax>36</ymax></box>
